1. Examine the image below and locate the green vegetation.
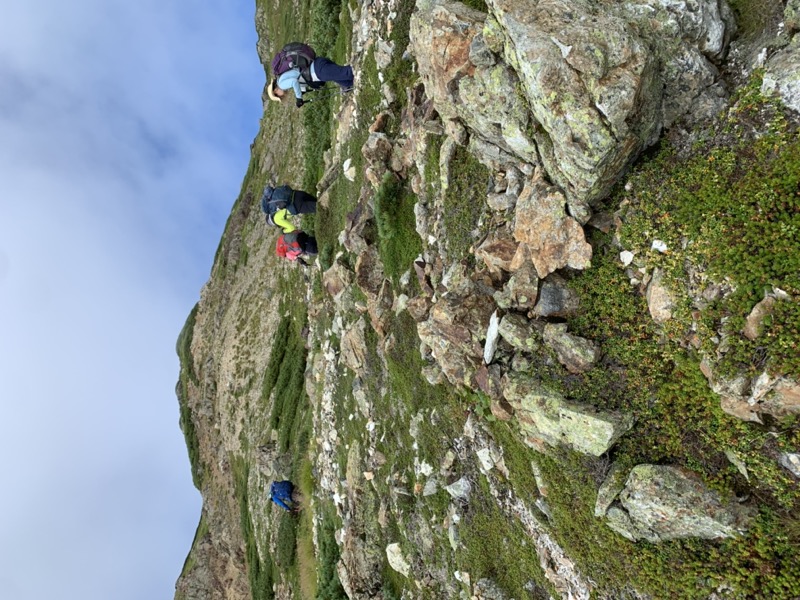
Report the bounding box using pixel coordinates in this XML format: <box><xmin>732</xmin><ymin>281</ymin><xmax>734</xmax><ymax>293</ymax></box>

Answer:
<box><xmin>176</xmin><ymin>303</ymin><xmax>204</xmax><ymax>488</ymax></box>
<box><xmin>315</xmin><ymin>505</ymin><xmax>347</xmax><ymax>599</ymax></box>
<box><xmin>460</xmin><ymin>478</ymin><xmax>551</xmax><ymax>599</ymax></box>
<box><xmin>275</xmin><ymin>512</ymin><xmax>298</xmax><ymax>567</ymax></box>
<box><xmin>442</xmin><ymin>144</ymin><xmax>491</xmax><ymax>262</ymax></box>
<box><xmin>373</xmin><ymin>172</ymin><xmax>422</xmax><ymax>282</ymax></box>
<box><xmin>619</xmin><ymin>76</ymin><xmax>800</xmax><ymax>378</ymax></box>
<box><xmin>382</xmin><ymin>0</ymin><xmax>419</xmax><ymax>115</ymax></box>
<box><xmin>233</xmin><ymin>458</ymin><xmax>276</xmax><ymax>600</ymax></box>
<box><xmin>521</xmin><ymin>72</ymin><xmax>800</xmax><ymax>598</ymax></box>
<box><xmin>262</xmin><ymin>314</ymin><xmax>309</xmax><ymax>453</ymax></box>
<box><xmin>179</xmin><ymin>515</ymin><xmax>209</xmax><ymax>577</ymax></box>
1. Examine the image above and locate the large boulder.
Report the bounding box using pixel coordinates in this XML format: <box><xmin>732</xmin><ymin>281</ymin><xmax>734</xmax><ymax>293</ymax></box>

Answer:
<box><xmin>604</xmin><ymin>465</ymin><xmax>753</xmax><ymax>542</ymax></box>
<box><xmin>413</xmin><ymin>0</ymin><xmax>734</xmax><ymax>220</ymax></box>
<box><xmin>487</xmin><ymin>0</ymin><xmax>661</xmax><ymax>217</ymax></box>
<box><xmin>409</xmin><ymin>1</ymin><xmax>539</xmax><ymax>165</ymax></box>
<box><xmin>502</xmin><ymin>372</ymin><xmax>632</xmax><ymax>455</ymax></box>
<box><xmin>762</xmin><ymin>38</ymin><xmax>800</xmax><ymax>114</ymax></box>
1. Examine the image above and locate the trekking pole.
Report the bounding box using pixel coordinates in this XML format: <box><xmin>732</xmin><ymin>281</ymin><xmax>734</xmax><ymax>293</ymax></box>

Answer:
<box><xmin>304</xmin><ymin>85</ymin><xmax>354</xmax><ymax>100</ymax></box>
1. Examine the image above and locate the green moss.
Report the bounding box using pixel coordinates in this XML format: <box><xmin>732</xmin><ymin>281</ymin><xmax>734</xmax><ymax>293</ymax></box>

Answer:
<box><xmin>442</xmin><ymin>144</ymin><xmax>491</xmax><ymax>262</ymax></box>
<box><xmin>383</xmin><ymin>0</ymin><xmax>419</xmax><ymax>109</ymax></box>
<box><xmin>618</xmin><ymin>77</ymin><xmax>800</xmax><ymax>377</ymax></box>
<box><xmin>459</xmin><ymin>477</ymin><xmax>552</xmax><ymax>598</ymax></box>
<box><xmin>374</xmin><ymin>173</ymin><xmax>423</xmax><ymax>283</ymax></box>
<box><xmin>261</xmin><ymin>315</ymin><xmax>309</xmax><ymax>454</ymax></box>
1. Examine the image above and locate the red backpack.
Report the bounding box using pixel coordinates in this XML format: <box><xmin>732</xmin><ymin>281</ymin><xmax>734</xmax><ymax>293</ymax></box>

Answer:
<box><xmin>271</xmin><ymin>42</ymin><xmax>316</xmax><ymax>78</ymax></box>
<box><xmin>276</xmin><ymin>232</ymin><xmax>303</xmax><ymax>261</ymax></box>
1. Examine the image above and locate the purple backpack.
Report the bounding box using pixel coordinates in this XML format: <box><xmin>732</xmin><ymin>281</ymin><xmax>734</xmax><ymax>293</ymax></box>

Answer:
<box><xmin>271</xmin><ymin>42</ymin><xmax>316</xmax><ymax>78</ymax></box>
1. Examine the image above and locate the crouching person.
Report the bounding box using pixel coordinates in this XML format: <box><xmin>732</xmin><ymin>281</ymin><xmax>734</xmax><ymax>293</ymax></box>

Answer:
<box><xmin>276</xmin><ymin>230</ymin><xmax>318</xmax><ymax>265</ymax></box>
<box><xmin>269</xmin><ymin>480</ymin><xmax>296</xmax><ymax>512</ymax></box>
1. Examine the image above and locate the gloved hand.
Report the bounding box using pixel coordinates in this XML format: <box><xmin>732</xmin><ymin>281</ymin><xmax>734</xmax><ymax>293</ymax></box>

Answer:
<box><xmin>295</xmin><ymin>98</ymin><xmax>305</xmax><ymax>108</ymax></box>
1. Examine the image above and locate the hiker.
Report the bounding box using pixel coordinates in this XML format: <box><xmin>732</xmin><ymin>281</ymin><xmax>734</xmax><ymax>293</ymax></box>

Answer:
<box><xmin>267</xmin><ymin>42</ymin><xmax>353</xmax><ymax>108</ymax></box>
<box><xmin>276</xmin><ymin>230</ymin><xmax>318</xmax><ymax>264</ymax></box>
<box><xmin>269</xmin><ymin>480</ymin><xmax>295</xmax><ymax>512</ymax></box>
<box><xmin>267</xmin><ymin>210</ymin><xmax>297</xmax><ymax>234</ymax></box>
<box><xmin>260</xmin><ymin>184</ymin><xmax>317</xmax><ymax>218</ymax></box>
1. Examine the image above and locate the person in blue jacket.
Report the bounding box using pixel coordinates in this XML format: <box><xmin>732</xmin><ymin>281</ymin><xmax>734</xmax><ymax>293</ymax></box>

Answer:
<box><xmin>267</xmin><ymin>57</ymin><xmax>353</xmax><ymax>108</ymax></box>
<box><xmin>270</xmin><ymin>480</ymin><xmax>296</xmax><ymax>511</ymax></box>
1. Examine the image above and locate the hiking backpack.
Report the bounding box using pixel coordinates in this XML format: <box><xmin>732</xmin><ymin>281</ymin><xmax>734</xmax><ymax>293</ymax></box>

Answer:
<box><xmin>276</xmin><ymin>232</ymin><xmax>303</xmax><ymax>260</ymax></box>
<box><xmin>271</xmin><ymin>42</ymin><xmax>316</xmax><ymax>79</ymax></box>
<box><xmin>261</xmin><ymin>185</ymin><xmax>295</xmax><ymax>215</ymax></box>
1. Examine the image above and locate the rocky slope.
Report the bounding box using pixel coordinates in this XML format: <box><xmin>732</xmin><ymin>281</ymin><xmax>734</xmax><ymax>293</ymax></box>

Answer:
<box><xmin>175</xmin><ymin>1</ymin><xmax>800</xmax><ymax>599</ymax></box>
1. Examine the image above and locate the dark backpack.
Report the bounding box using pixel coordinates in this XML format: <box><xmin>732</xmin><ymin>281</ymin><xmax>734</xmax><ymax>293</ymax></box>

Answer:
<box><xmin>271</xmin><ymin>42</ymin><xmax>316</xmax><ymax>79</ymax></box>
<box><xmin>261</xmin><ymin>185</ymin><xmax>295</xmax><ymax>214</ymax></box>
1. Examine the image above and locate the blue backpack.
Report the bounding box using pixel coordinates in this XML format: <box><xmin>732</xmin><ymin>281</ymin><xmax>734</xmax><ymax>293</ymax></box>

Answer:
<box><xmin>260</xmin><ymin>185</ymin><xmax>295</xmax><ymax>215</ymax></box>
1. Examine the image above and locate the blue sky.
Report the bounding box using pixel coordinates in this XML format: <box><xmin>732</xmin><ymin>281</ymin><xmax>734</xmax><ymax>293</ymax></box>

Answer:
<box><xmin>0</xmin><ymin>0</ymin><xmax>264</xmax><ymax>598</ymax></box>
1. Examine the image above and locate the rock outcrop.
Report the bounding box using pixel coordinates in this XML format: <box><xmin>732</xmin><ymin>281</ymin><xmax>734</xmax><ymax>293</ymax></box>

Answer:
<box><xmin>598</xmin><ymin>465</ymin><xmax>754</xmax><ymax>542</ymax></box>
<box><xmin>762</xmin><ymin>1</ymin><xmax>800</xmax><ymax>113</ymax></box>
<box><xmin>502</xmin><ymin>372</ymin><xmax>632</xmax><ymax>455</ymax></box>
<box><xmin>411</xmin><ymin>0</ymin><xmax>735</xmax><ymax>221</ymax></box>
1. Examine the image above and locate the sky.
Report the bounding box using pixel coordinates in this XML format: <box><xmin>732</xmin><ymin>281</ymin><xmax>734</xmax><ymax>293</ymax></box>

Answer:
<box><xmin>0</xmin><ymin>1</ymin><xmax>264</xmax><ymax>598</ymax></box>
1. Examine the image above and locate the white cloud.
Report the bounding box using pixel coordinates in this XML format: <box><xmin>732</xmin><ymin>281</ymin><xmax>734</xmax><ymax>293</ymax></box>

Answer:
<box><xmin>0</xmin><ymin>0</ymin><xmax>264</xmax><ymax>597</ymax></box>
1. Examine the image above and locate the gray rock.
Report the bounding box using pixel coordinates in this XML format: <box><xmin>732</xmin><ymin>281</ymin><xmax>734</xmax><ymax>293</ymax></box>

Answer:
<box><xmin>423</xmin><ymin>478</ymin><xmax>439</xmax><ymax>496</ymax></box>
<box><xmin>340</xmin><ymin>317</ymin><xmax>368</xmax><ymax>374</ymax></box>
<box><xmin>646</xmin><ymin>268</ymin><xmax>674</xmax><ymax>323</ymax></box>
<box><xmin>533</xmin><ymin>273</ymin><xmax>580</xmax><ymax>318</ymax></box>
<box><xmin>609</xmin><ymin>465</ymin><xmax>754</xmax><ymax>542</ymax></box>
<box><xmin>386</xmin><ymin>543</ymin><xmax>411</xmax><ymax>577</ymax></box>
<box><xmin>503</xmin><ymin>372</ymin><xmax>633</xmax><ymax>456</ymax></box>
<box><xmin>542</xmin><ymin>322</ymin><xmax>600</xmax><ymax>374</ymax></box>
<box><xmin>743</xmin><ymin>296</ymin><xmax>776</xmax><ymax>340</ymax></box>
<box><xmin>494</xmin><ymin>263</ymin><xmax>539</xmax><ymax>311</ymax></box>
<box><xmin>474</xmin><ymin>578</ymin><xmax>509</xmax><ymax>600</ymax></box>
<box><xmin>762</xmin><ymin>38</ymin><xmax>800</xmax><ymax>113</ymax></box>
<box><xmin>779</xmin><ymin>453</ymin><xmax>800</xmax><ymax>478</ymax></box>
<box><xmin>498</xmin><ymin>313</ymin><xmax>543</xmax><ymax>353</ymax></box>
<box><xmin>410</xmin><ymin>2</ymin><xmax>538</xmax><ymax>164</ymax></box>
<box><xmin>469</xmin><ymin>32</ymin><xmax>496</xmax><ymax>67</ymax></box>
<box><xmin>595</xmin><ymin>462</ymin><xmax>628</xmax><ymax>517</ymax></box>
<box><xmin>445</xmin><ymin>477</ymin><xmax>472</xmax><ymax>501</ymax></box>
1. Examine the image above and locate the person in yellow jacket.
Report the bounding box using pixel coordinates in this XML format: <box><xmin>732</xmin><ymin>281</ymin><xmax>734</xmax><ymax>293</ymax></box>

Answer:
<box><xmin>267</xmin><ymin>208</ymin><xmax>298</xmax><ymax>234</ymax></box>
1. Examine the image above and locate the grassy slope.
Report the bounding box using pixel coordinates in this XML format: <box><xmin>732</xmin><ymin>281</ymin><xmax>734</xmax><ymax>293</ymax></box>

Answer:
<box><xmin>177</xmin><ymin>0</ymin><xmax>800</xmax><ymax>598</ymax></box>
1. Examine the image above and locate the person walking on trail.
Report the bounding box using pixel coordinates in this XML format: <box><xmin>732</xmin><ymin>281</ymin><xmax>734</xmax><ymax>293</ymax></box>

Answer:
<box><xmin>267</xmin><ymin>55</ymin><xmax>353</xmax><ymax>108</ymax></box>
<box><xmin>260</xmin><ymin>184</ymin><xmax>317</xmax><ymax>217</ymax></box>
<box><xmin>270</xmin><ymin>480</ymin><xmax>296</xmax><ymax>512</ymax></box>
<box><xmin>276</xmin><ymin>230</ymin><xmax>318</xmax><ymax>265</ymax></box>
